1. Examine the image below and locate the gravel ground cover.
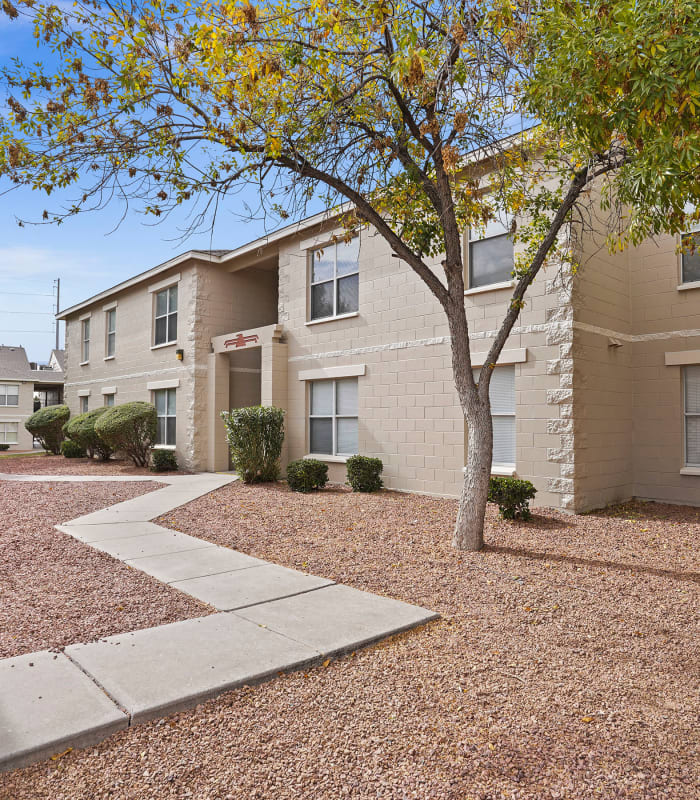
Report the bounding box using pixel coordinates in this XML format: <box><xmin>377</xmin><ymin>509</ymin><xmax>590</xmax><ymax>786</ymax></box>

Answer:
<box><xmin>3</xmin><ymin>484</ymin><xmax>698</xmax><ymax>799</ymax></box>
<box><xmin>0</xmin><ymin>453</ymin><xmax>186</xmax><ymax>476</ymax></box>
<box><xmin>0</xmin><ymin>481</ymin><xmax>210</xmax><ymax>658</ymax></box>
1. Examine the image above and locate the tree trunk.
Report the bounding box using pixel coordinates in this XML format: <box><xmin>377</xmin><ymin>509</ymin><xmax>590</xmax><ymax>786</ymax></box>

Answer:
<box><xmin>453</xmin><ymin>400</ymin><xmax>493</xmax><ymax>551</ymax></box>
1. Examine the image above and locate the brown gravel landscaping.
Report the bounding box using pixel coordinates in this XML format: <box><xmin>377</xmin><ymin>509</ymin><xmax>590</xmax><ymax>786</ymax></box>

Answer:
<box><xmin>3</xmin><ymin>483</ymin><xmax>698</xmax><ymax>799</ymax></box>
<box><xmin>0</xmin><ymin>480</ymin><xmax>210</xmax><ymax>659</ymax></box>
<box><xmin>0</xmin><ymin>453</ymin><xmax>186</xmax><ymax>476</ymax></box>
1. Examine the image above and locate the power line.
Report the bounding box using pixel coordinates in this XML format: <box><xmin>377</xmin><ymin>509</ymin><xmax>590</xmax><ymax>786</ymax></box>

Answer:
<box><xmin>0</xmin><ymin>310</ymin><xmax>56</xmax><ymax>315</ymax></box>
<box><xmin>0</xmin><ymin>329</ymin><xmax>55</xmax><ymax>334</ymax></box>
<box><xmin>0</xmin><ymin>291</ymin><xmax>55</xmax><ymax>297</ymax></box>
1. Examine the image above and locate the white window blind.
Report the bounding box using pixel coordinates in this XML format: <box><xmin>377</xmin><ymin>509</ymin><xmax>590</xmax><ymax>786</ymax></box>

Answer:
<box><xmin>474</xmin><ymin>365</ymin><xmax>516</xmax><ymax>466</ymax></box>
<box><xmin>684</xmin><ymin>365</ymin><xmax>700</xmax><ymax>466</ymax></box>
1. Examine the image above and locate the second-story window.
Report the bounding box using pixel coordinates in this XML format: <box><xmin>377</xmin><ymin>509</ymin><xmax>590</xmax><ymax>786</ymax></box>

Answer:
<box><xmin>106</xmin><ymin>309</ymin><xmax>116</xmax><ymax>357</ymax></box>
<box><xmin>81</xmin><ymin>319</ymin><xmax>90</xmax><ymax>362</ymax></box>
<box><xmin>468</xmin><ymin>217</ymin><xmax>514</xmax><ymax>289</ymax></box>
<box><xmin>154</xmin><ymin>285</ymin><xmax>178</xmax><ymax>346</ymax></box>
<box><xmin>310</xmin><ymin>237</ymin><xmax>359</xmax><ymax>321</ymax></box>
<box><xmin>0</xmin><ymin>384</ymin><xmax>19</xmax><ymax>406</ymax></box>
<box><xmin>681</xmin><ymin>207</ymin><xmax>700</xmax><ymax>284</ymax></box>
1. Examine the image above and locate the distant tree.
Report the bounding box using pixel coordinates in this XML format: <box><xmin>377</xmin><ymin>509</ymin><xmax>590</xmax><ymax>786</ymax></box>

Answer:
<box><xmin>2</xmin><ymin>1</ymin><xmax>699</xmax><ymax>548</ymax></box>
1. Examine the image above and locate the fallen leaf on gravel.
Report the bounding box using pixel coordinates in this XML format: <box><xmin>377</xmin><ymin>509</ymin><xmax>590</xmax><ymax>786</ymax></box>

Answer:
<box><xmin>50</xmin><ymin>748</ymin><xmax>72</xmax><ymax>761</ymax></box>
<box><xmin>581</xmin><ymin>716</ymin><xmax>594</xmax><ymax>723</ymax></box>
<box><xmin>322</xmin><ymin>659</ymin><xmax>331</xmax><ymax>668</ymax></box>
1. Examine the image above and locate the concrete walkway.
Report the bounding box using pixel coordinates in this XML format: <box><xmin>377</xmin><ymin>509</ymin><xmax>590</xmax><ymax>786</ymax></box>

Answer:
<box><xmin>0</xmin><ymin>472</ymin><xmax>438</xmax><ymax>772</ymax></box>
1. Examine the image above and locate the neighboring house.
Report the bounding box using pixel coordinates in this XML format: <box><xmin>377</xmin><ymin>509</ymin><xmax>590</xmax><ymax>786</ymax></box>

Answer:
<box><xmin>56</xmin><ymin>207</ymin><xmax>700</xmax><ymax>511</ymax></box>
<box><xmin>0</xmin><ymin>346</ymin><xmax>65</xmax><ymax>451</ymax></box>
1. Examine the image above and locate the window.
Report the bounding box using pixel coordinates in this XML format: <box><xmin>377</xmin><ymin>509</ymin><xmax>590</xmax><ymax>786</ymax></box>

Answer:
<box><xmin>154</xmin><ymin>285</ymin><xmax>178</xmax><ymax>345</ymax></box>
<box><xmin>104</xmin><ymin>393</ymin><xmax>115</xmax><ymax>407</ymax></box>
<box><xmin>0</xmin><ymin>422</ymin><xmax>18</xmax><ymax>444</ymax></box>
<box><xmin>81</xmin><ymin>318</ymin><xmax>90</xmax><ymax>362</ymax></box>
<box><xmin>106</xmin><ymin>309</ymin><xmax>116</xmax><ymax>357</ymax></box>
<box><xmin>80</xmin><ymin>396</ymin><xmax>89</xmax><ymax>413</ymax></box>
<box><xmin>681</xmin><ymin>206</ymin><xmax>700</xmax><ymax>283</ymax></box>
<box><xmin>309</xmin><ymin>378</ymin><xmax>358</xmax><ymax>456</ymax></box>
<box><xmin>0</xmin><ymin>384</ymin><xmax>19</xmax><ymax>406</ymax></box>
<box><xmin>468</xmin><ymin>217</ymin><xmax>514</xmax><ymax>288</ymax></box>
<box><xmin>474</xmin><ymin>365</ymin><xmax>516</xmax><ymax>468</ymax></box>
<box><xmin>310</xmin><ymin>237</ymin><xmax>359</xmax><ymax>321</ymax></box>
<box><xmin>154</xmin><ymin>388</ymin><xmax>176</xmax><ymax>446</ymax></box>
<box><xmin>684</xmin><ymin>365</ymin><xmax>700</xmax><ymax>466</ymax></box>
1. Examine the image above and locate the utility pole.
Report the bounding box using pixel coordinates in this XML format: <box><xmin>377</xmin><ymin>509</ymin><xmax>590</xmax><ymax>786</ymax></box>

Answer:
<box><xmin>54</xmin><ymin>278</ymin><xmax>60</xmax><ymax>351</ymax></box>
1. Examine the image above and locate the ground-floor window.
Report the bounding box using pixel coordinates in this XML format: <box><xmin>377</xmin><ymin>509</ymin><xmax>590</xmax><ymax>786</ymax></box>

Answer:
<box><xmin>309</xmin><ymin>377</ymin><xmax>358</xmax><ymax>456</ymax></box>
<box><xmin>154</xmin><ymin>388</ymin><xmax>176</xmax><ymax>446</ymax></box>
<box><xmin>80</xmin><ymin>396</ymin><xmax>89</xmax><ymax>413</ymax></box>
<box><xmin>0</xmin><ymin>422</ymin><xmax>18</xmax><ymax>444</ymax></box>
<box><xmin>104</xmin><ymin>393</ymin><xmax>115</xmax><ymax>407</ymax></box>
<box><xmin>474</xmin><ymin>364</ymin><xmax>516</xmax><ymax>468</ymax></box>
<box><xmin>684</xmin><ymin>365</ymin><xmax>700</xmax><ymax>466</ymax></box>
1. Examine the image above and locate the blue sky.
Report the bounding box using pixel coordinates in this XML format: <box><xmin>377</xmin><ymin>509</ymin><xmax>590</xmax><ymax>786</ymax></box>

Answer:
<box><xmin>0</xmin><ymin>11</ymin><xmax>303</xmax><ymax>362</ymax></box>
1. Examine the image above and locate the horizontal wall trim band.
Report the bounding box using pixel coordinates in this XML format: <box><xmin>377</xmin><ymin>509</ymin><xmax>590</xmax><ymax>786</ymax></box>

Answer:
<box><xmin>289</xmin><ymin>320</ymin><xmax>700</xmax><ymax>363</ymax></box>
<box><xmin>298</xmin><ymin>364</ymin><xmax>366</xmax><ymax>381</ymax></box>
<box><xmin>230</xmin><ymin>367</ymin><xmax>262</xmax><ymax>374</ymax></box>
<box><xmin>65</xmin><ymin>365</ymin><xmax>194</xmax><ymax>388</ymax></box>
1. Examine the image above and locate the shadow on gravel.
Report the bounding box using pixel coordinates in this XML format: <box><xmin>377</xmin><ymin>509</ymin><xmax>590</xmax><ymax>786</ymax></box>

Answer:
<box><xmin>484</xmin><ymin>544</ymin><xmax>700</xmax><ymax>584</ymax></box>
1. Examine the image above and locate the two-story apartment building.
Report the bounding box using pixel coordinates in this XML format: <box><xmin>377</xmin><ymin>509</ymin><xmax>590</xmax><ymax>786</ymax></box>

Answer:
<box><xmin>0</xmin><ymin>346</ymin><xmax>65</xmax><ymax>451</ymax></box>
<box><xmin>56</xmin><ymin>207</ymin><xmax>700</xmax><ymax>511</ymax></box>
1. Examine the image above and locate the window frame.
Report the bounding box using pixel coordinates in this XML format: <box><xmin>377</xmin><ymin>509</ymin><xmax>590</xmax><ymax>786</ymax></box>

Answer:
<box><xmin>308</xmin><ymin>377</ymin><xmax>359</xmax><ymax>457</ymax></box>
<box><xmin>81</xmin><ymin>318</ymin><xmax>90</xmax><ymax>363</ymax></box>
<box><xmin>0</xmin><ymin>383</ymin><xmax>19</xmax><ymax>407</ymax></box>
<box><xmin>308</xmin><ymin>237</ymin><xmax>360</xmax><ymax>322</ymax></box>
<box><xmin>0</xmin><ymin>422</ymin><xmax>18</xmax><ymax>444</ymax></box>
<box><xmin>466</xmin><ymin>216</ymin><xmax>515</xmax><ymax>290</ymax></box>
<box><xmin>473</xmin><ymin>364</ymin><xmax>516</xmax><ymax>471</ymax></box>
<box><xmin>153</xmin><ymin>387</ymin><xmax>177</xmax><ymax>447</ymax></box>
<box><xmin>104</xmin><ymin>393</ymin><xmax>115</xmax><ymax>407</ymax></box>
<box><xmin>80</xmin><ymin>395</ymin><xmax>89</xmax><ymax>413</ymax></box>
<box><xmin>153</xmin><ymin>285</ymin><xmax>178</xmax><ymax>347</ymax></box>
<box><xmin>105</xmin><ymin>308</ymin><xmax>116</xmax><ymax>358</ymax></box>
<box><xmin>683</xmin><ymin>365</ymin><xmax>700</xmax><ymax>467</ymax></box>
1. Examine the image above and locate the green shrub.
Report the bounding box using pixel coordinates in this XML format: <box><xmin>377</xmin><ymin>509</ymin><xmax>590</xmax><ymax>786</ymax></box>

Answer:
<box><xmin>151</xmin><ymin>447</ymin><xmax>178</xmax><ymax>472</ymax></box>
<box><xmin>286</xmin><ymin>458</ymin><xmax>328</xmax><ymax>493</ymax></box>
<box><xmin>346</xmin><ymin>455</ymin><xmax>383</xmax><ymax>492</ymax></box>
<box><xmin>61</xmin><ymin>439</ymin><xmax>86</xmax><ymax>458</ymax></box>
<box><xmin>63</xmin><ymin>407</ymin><xmax>113</xmax><ymax>460</ymax></box>
<box><xmin>221</xmin><ymin>406</ymin><xmax>285</xmax><ymax>483</ymax></box>
<box><xmin>488</xmin><ymin>476</ymin><xmax>537</xmax><ymax>520</ymax></box>
<box><xmin>24</xmin><ymin>404</ymin><xmax>70</xmax><ymax>455</ymax></box>
<box><xmin>0</xmin><ymin>443</ymin><xmax>10</xmax><ymax>451</ymax></box>
<box><xmin>94</xmin><ymin>402</ymin><xmax>157</xmax><ymax>467</ymax></box>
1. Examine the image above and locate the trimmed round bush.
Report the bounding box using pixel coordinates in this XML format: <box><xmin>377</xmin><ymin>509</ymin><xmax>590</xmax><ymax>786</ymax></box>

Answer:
<box><xmin>346</xmin><ymin>455</ymin><xmax>383</xmax><ymax>492</ymax></box>
<box><xmin>24</xmin><ymin>404</ymin><xmax>70</xmax><ymax>455</ymax></box>
<box><xmin>488</xmin><ymin>477</ymin><xmax>537</xmax><ymax>520</ymax></box>
<box><xmin>286</xmin><ymin>458</ymin><xmax>328</xmax><ymax>493</ymax></box>
<box><xmin>63</xmin><ymin>407</ymin><xmax>113</xmax><ymax>460</ymax></box>
<box><xmin>94</xmin><ymin>402</ymin><xmax>157</xmax><ymax>467</ymax></box>
<box><xmin>61</xmin><ymin>439</ymin><xmax>86</xmax><ymax>458</ymax></box>
<box><xmin>221</xmin><ymin>406</ymin><xmax>285</xmax><ymax>483</ymax></box>
<box><xmin>151</xmin><ymin>447</ymin><xmax>178</xmax><ymax>472</ymax></box>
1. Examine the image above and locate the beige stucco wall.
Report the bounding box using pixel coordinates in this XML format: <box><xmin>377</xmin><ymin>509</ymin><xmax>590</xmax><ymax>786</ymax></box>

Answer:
<box><xmin>571</xmin><ymin>214</ymin><xmax>700</xmax><ymax>509</ymax></box>
<box><xmin>276</xmin><ymin>222</ymin><xmax>573</xmax><ymax>507</ymax></box>
<box><xmin>0</xmin><ymin>380</ymin><xmax>34</xmax><ymax>451</ymax></box>
<box><xmin>64</xmin><ymin>262</ymin><xmax>198</xmax><ymax>468</ymax></box>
